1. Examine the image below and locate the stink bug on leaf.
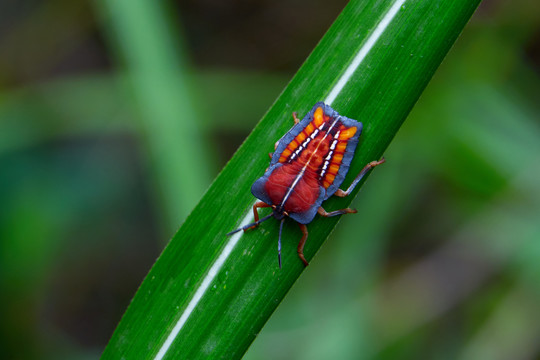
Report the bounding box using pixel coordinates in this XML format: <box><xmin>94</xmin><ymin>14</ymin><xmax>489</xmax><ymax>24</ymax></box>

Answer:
<box><xmin>228</xmin><ymin>102</ymin><xmax>385</xmax><ymax>267</ymax></box>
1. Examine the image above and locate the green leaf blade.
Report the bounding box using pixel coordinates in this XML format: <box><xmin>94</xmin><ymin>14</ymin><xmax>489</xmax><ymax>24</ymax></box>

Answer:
<box><xmin>102</xmin><ymin>0</ymin><xmax>481</xmax><ymax>359</ymax></box>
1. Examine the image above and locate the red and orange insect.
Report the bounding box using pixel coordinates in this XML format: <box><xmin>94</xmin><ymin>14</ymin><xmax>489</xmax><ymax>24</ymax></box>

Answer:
<box><xmin>228</xmin><ymin>102</ymin><xmax>384</xmax><ymax>267</ymax></box>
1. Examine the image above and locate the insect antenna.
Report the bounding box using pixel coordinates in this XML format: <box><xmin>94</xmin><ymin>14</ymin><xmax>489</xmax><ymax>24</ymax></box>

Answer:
<box><xmin>226</xmin><ymin>213</ymin><xmax>274</xmax><ymax>236</ymax></box>
<box><xmin>278</xmin><ymin>218</ymin><xmax>285</xmax><ymax>268</ymax></box>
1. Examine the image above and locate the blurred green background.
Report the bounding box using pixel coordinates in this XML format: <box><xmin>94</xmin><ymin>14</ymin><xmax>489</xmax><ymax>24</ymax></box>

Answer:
<box><xmin>1</xmin><ymin>1</ymin><xmax>539</xmax><ymax>359</ymax></box>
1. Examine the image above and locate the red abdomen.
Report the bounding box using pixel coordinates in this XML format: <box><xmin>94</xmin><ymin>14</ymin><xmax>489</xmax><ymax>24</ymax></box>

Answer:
<box><xmin>264</xmin><ymin>163</ymin><xmax>321</xmax><ymax>213</ymax></box>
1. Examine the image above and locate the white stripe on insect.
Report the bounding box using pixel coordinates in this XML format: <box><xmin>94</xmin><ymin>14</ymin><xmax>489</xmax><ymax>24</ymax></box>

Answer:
<box><xmin>279</xmin><ymin>117</ymin><xmax>340</xmax><ymax>207</ymax></box>
<box><xmin>319</xmin><ymin>130</ymin><xmax>341</xmax><ymax>179</ymax></box>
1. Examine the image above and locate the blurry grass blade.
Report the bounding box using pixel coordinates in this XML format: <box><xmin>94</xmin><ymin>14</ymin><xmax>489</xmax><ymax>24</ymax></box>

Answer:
<box><xmin>0</xmin><ymin>70</ymin><xmax>286</xmax><ymax>156</ymax></box>
<box><xmin>102</xmin><ymin>0</ymin><xmax>481</xmax><ymax>359</ymax></box>
<box><xmin>95</xmin><ymin>0</ymin><xmax>213</xmax><ymax>232</ymax></box>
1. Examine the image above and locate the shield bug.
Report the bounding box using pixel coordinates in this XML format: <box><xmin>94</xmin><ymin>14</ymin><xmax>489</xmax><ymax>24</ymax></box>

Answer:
<box><xmin>228</xmin><ymin>102</ymin><xmax>385</xmax><ymax>267</ymax></box>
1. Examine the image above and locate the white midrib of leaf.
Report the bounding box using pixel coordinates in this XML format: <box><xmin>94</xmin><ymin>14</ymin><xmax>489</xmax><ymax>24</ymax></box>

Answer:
<box><xmin>153</xmin><ymin>0</ymin><xmax>406</xmax><ymax>358</ymax></box>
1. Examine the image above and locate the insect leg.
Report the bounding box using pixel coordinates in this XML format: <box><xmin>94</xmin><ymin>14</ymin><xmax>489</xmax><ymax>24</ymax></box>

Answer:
<box><xmin>292</xmin><ymin>111</ymin><xmax>300</xmax><ymax>124</ymax></box>
<box><xmin>245</xmin><ymin>201</ymin><xmax>271</xmax><ymax>231</ymax></box>
<box><xmin>318</xmin><ymin>206</ymin><xmax>357</xmax><ymax>217</ymax></box>
<box><xmin>297</xmin><ymin>224</ymin><xmax>310</xmax><ymax>266</ymax></box>
<box><xmin>335</xmin><ymin>158</ymin><xmax>385</xmax><ymax>197</ymax></box>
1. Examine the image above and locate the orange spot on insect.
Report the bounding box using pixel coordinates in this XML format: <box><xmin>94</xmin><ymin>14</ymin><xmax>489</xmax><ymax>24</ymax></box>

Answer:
<box><xmin>329</xmin><ymin>164</ymin><xmax>340</xmax><ymax>174</ymax></box>
<box><xmin>333</xmin><ymin>153</ymin><xmax>343</xmax><ymax>162</ymax></box>
<box><xmin>313</xmin><ymin>107</ymin><xmax>324</xmax><ymax>127</ymax></box>
<box><xmin>323</xmin><ymin>180</ymin><xmax>331</xmax><ymax>188</ymax></box>
<box><xmin>325</xmin><ymin>173</ymin><xmax>336</xmax><ymax>183</ymax></box>
<box><xmin>295</xmin><ymin>131</ymin><xmax>307</xmax><ymax>143</ymax></box>
<box><xmin>288</xmin><ymin>139</ymin><xmax>299</xmax><ymax>151</ymax></box>
<box><xmin>338</xmin><ymin>127</ymin><xmax>357</xmax><ymax>140</ymax></box>
<box><xmin>305</xmin><ymin>122</ymin><xmax>315</xmax><ymax>134</ymax></box>
<box><xmin>279</xmin><ymin>156</ymin><xmax>286</xmax><ymax>162</ymax></box>
<box><xmin>282</xmin><ymin>148</ymin><xmax>292</xmax><ymax>157</ymax></box>
<box><xmin>336</xmin><ymin>143</ymin><xmax>347</xmax><ymax>152</ymax></box>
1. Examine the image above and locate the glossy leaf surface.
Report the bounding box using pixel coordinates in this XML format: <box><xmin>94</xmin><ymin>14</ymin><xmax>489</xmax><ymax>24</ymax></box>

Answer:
<box><xmin>102</xmin><ymin>0</ymin><xmax>481</xmax><ymax>358</ymax></box>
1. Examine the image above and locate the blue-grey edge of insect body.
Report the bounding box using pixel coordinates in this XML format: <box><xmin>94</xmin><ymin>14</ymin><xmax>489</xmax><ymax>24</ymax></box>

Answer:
<box><xmin>251</xmin><ymin>102</ymin><xmax>362</xmax><ymax>224</ymax></box>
